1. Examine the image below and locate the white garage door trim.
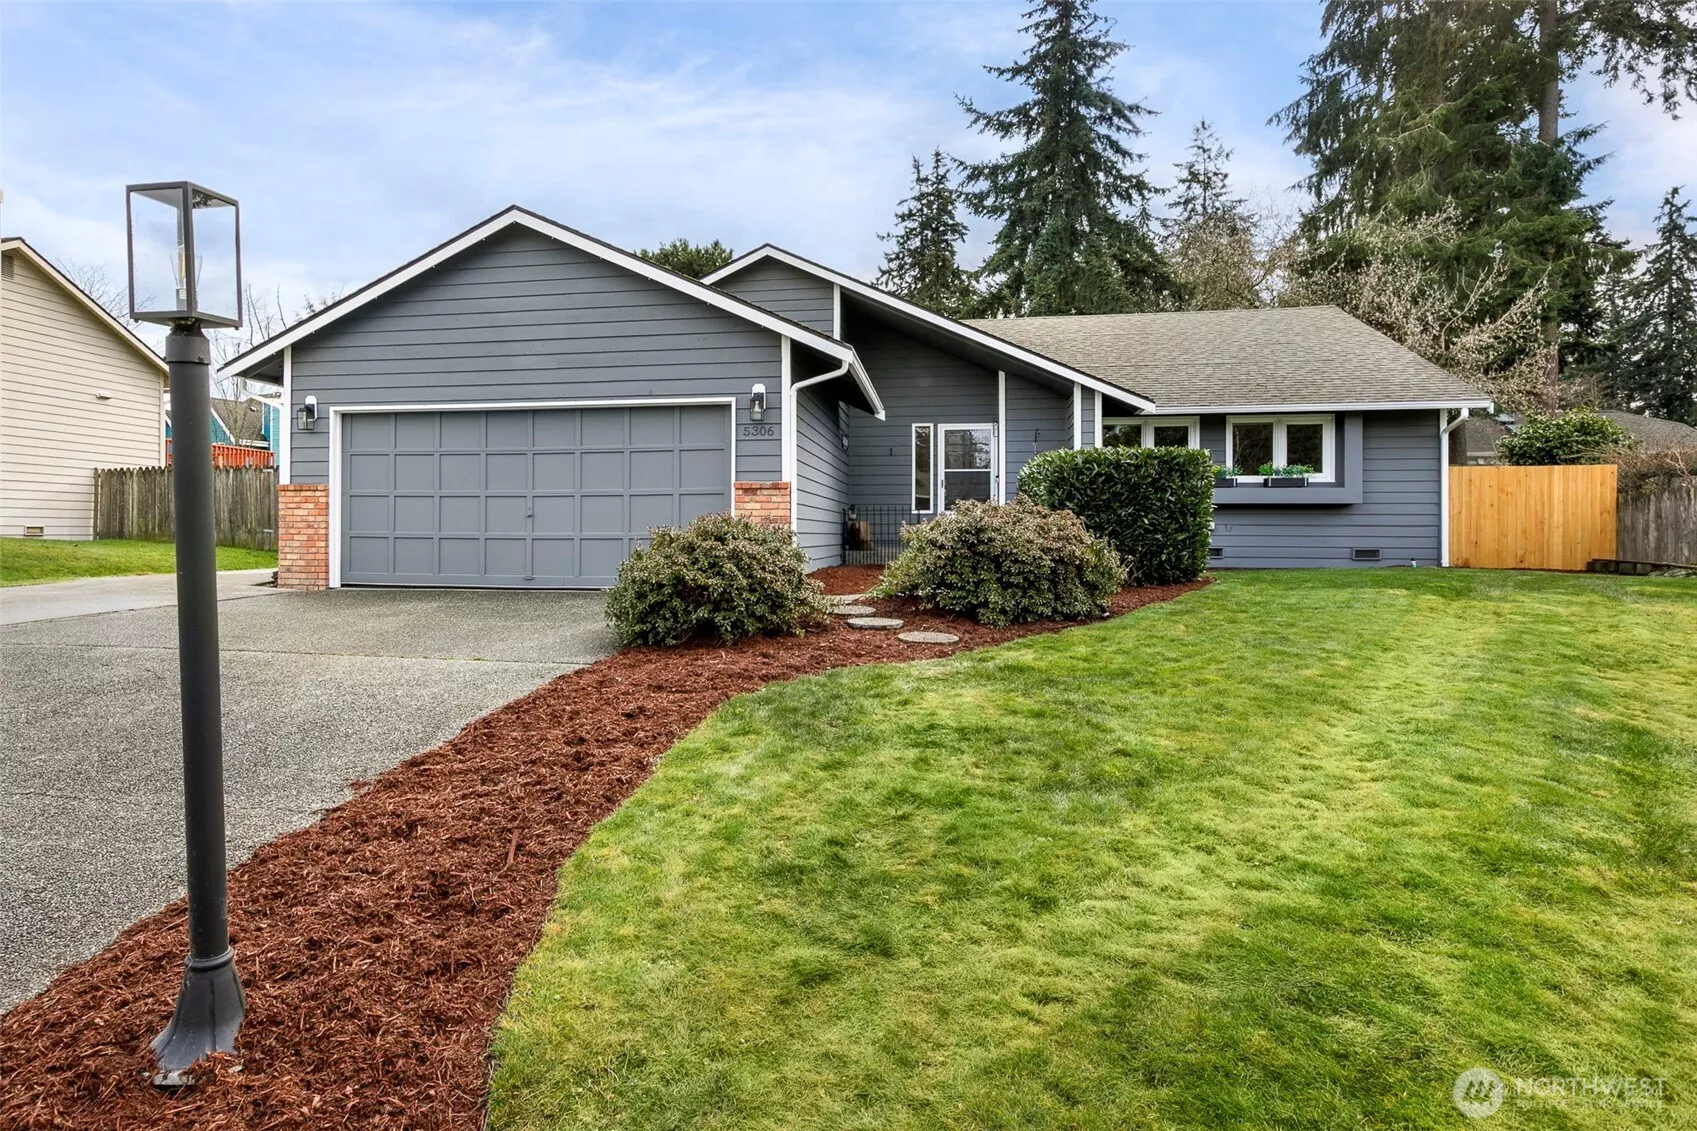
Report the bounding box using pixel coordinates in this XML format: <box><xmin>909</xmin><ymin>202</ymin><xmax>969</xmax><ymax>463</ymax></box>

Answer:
<box><xmin>327</xmin><ymin>396</ymin><xmax>738</xmax><ymax>588</ymax></box>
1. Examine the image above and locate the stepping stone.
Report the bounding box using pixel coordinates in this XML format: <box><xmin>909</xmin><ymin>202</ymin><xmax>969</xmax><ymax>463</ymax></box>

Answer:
<box><xmin>898</xmin><ymin>630</ymin><xmax>960</xmax><ymax>645</ymax></box>
<box><xmin>826</xmin><ymin>594</ymin><xmax>871</xmax><ymax>606</ymax></box>
<box><xmin>846</xmin><ymin>616</ymin><xmax>904</xmax><ymax>631</ymax></box>
<box><xmin>829</xmin><ymin>604</ymin><xmax>877</xmax><ymax>616</ymax></box>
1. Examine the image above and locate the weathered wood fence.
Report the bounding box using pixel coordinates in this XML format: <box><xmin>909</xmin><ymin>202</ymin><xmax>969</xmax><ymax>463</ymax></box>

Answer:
<box><xmin>1618</xmin><ymin>478</ymin><xmax>1697</xmax><ymax>566</ymax></box>
<box><xmin>1449</xmin><ymin>464</ymin><xmax>1617</xmax><ymax>570</ymax></box>
<box><xmin>93</xmin><ymin>467</ymin><xmax>278</xmax><ymax>551</ymax></box>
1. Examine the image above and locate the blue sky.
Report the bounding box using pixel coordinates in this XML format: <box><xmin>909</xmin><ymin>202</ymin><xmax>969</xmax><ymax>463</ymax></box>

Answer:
<box><xmin>5</xmin><ymin>1</ymin><xmax>1693</xmax><ymax>316</ymax></box>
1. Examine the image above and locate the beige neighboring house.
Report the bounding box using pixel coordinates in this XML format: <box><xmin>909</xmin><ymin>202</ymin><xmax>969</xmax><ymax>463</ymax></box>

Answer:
<box><xmin>1</xmin><ymin>237</ymin><xmax>168</xmax><ymax>539</ymax></box>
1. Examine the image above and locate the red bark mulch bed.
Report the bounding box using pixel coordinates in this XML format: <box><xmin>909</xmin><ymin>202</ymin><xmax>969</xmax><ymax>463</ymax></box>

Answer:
<box><xmin>0</xmin><ymin>582</ymin><xmax>1205</xmax><ymax>1130</ymax></box>
<box><xmin>807</xmin><ymin>563</ymin><xmax>886</xmax><ymax>595</ymax></box>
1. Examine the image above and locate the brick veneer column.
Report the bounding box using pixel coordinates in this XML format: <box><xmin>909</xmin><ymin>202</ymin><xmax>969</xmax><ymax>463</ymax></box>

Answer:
<box><xmin>734</xmin><ymin>481</ymin><xmax>792</xmax><ymax>529</ymax></box>
<box><xmin>276</xmin><ymin>483</ymin><xmax>330</xmax><ymax>590</ymax></box>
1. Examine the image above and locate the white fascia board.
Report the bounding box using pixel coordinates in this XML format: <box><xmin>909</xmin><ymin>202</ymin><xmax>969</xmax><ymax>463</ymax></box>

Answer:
<box><xmin>1</xmin><ymin>237</ymin><xmax>168</xmax><ymax>376</ymax></box>
<box><xmin>1144</xmin><ymin>398</ymin><xmax>1494</xmax><ymax>415</ymax></box>
<box><xmin>706</xmin><ymin>245</ymin><xmax>1157</xmax><ymax>412</ymax></box>
<box><xmin>222</xmin><ymin>209</ymin><xmax>860</xmax><ymax>379</ymax></box>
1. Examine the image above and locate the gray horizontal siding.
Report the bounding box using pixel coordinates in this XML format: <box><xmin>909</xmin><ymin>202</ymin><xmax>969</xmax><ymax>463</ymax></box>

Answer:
<box><xmin>1004</xmin><ymin>373</ymin><xmax>1069</xmax><ymax>496</ymax></box>
<box><xmin>1208</xmin><ymin>410</ymin><xmax>1443</xmax><ymax>568</ymax></box>
<box><xmin>287</xmin><ymin>227</ymin><xmax>782</xmax><ymax>485</ymax></box>
<box><xmin>1079</xmin><ymin>387</ymin><xmax>1097</xmax><ymax>448</ymax></box>
<box><xmin>794</xmin><ymin>385</ymin><xmax>849</xmax><ymax>569</ymax></box>
<box><xmin>713</xmin><ymin>258</ymin><xmax>835</xmax><ymax>335</ymax></box>
<box><xmin>846</xmin><ymin>319</ymin><xmax>999</xmax><ymax>514</ymax></box>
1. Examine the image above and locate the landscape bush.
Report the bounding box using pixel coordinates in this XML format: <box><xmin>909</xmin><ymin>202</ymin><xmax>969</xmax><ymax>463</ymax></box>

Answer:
<box><xmin>606</xmin><ymin>512</ymin><xmax>826</xmax><ymax>646</ymax></box>
<box><xmin>1017</xmin><ymin>445</ymin><xmax>1215</xmax><ymax>584</ymax></box>
<box><xmin>877</xmin><ymin>498</ymin><xmax>1122</xmax><ymax>627</ymax></box>
<box><xmin>1497</xmin><ymin>409</ymin><xmax>1637</xmax><ymax>465</ymax></box>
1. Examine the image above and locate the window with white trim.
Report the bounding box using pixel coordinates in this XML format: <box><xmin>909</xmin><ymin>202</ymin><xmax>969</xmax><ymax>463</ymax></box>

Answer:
<box><xmin>940</xmin><ymin>424</ymin><xmax>995</xmax><ymax>508</ymax></box>
<box><xmin>1102</xmin><ymin>416</ymin><xmax>1200</xmax><ymax>449</ymax></box>
<box><xmin>1226</xmin><ymin>414</ymin><xmax>1335</xmax><ymax>481</ymax></box>
<box><xmin>913</xmin><ymin>424</ymin><xmax>934</xmax><ymax>513</ymax></box>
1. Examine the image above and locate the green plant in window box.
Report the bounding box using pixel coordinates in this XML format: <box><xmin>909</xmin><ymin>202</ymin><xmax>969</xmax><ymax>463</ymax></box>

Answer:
<box><xmin>1264</xmin><ymin>464</ymin><xmax>1315</xmax><ymax>487</ymax></box>
<box><xmin>1214</xmin><ymin>464</ymin><xmax>1240</xmax><ymax>487</ymax></box>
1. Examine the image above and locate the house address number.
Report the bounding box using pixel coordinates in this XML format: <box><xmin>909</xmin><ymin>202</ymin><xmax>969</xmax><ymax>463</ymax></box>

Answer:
<box><xmin>739</xmin><ymin>424</ymin><xmax>778</xmax><ymax>439</ymax></box>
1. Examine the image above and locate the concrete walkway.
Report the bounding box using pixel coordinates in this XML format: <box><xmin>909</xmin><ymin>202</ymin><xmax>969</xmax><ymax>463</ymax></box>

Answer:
<box><xmin>0</xmin><ymin>585</ymin><xmax>616</xmax><ymax>1011</ymax></box>
<box><xmin>0</xmin><ymin>568</ymin><xmax>279</xmax><ymax>626</ymax></box>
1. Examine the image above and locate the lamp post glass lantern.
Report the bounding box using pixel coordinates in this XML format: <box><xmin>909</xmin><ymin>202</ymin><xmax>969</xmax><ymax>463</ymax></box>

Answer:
<box><xmin>126</xmin><ymin>180</ymin><xmax>245</xmax><ymax>1081</ymax></box>
<box><xmin>126</xmin><ymin>182</ymin><xmax>241</xmax><ymax>327</ymax></box>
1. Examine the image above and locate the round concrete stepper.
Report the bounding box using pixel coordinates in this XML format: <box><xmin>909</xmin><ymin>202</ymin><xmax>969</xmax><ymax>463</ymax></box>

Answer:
<box><xmin>898</xmin><ymin>630</ymin><xmax>960</xmax><ymax>645</ymax></box>
<box><xmin>845</xmin><ymin>616</ymin><xmax>905</xmax><ymax>631</ymax></box>
<box><xmin>828</xmin><ymin>604</ymin><xmax>877</xmax><ymax>617</ymax></box>
<box><xmin>826</xmin><ymin>594</ymin><xmax>871</xmax><ymax>606</ymax></box>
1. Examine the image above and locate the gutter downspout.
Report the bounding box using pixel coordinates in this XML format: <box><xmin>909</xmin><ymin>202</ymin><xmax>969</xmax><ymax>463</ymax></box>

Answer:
<box><xmin>1439</xmin><ymin>407</ymin><xmax>1471</xmax><ymax>567</ymax></box>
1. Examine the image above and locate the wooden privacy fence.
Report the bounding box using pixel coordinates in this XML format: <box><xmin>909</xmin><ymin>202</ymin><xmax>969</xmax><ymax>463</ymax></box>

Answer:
<box><xmin>93</xmin><ymin>467</ymin><xmax>278</xmax><ymax>551</ymax></box>
<box><xmin>1618</xmin><ymin>478</ymin><xmax>1697</xmax><ymax>566</ymax></box>
<box><xmin>1449</xmin><ymin>464</ymin><xmax>1616</xmax><ymax>571</ymax></box>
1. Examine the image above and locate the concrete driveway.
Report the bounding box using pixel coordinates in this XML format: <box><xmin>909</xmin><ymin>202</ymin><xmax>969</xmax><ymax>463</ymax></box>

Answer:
<box><xmin>0</xmin><ymin>578</ymin><xmax>616</xmax><ymax>1011</ymax></box>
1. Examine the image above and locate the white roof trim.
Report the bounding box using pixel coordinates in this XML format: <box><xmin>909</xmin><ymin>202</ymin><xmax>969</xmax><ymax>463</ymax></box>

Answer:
<box><xmin>706</xmin><ymin>245</ymin><xmax>1157</xmax><ymax>412</ymax></box>
<box><xmin>221</xmin><ymin>208</ymin><xmax>882</xmax><ymax>417</ymax></box>
<box><xmin>1</xmin><ymin>237</ymin><xmax>167</xmax><ymax>376</ymax></box>
<box><xmin>1145</xmin><ymin>399</ymin><xmax>1494</xmax><ymax>415</ymax></box>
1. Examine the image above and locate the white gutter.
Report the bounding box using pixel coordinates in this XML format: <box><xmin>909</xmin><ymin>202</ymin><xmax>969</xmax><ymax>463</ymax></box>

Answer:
<box><xmin>1439</xmin><ymin>407</ymin><xmax>1471</xmax><ymax>567</ymax></box>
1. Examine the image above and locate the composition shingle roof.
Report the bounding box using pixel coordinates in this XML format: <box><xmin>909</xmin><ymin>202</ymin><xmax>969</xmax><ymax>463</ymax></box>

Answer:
<box><xmin>964</xmin><ymin>305</ymin><xmax>1489</xmax><ymax>411</ymax></box>
<box><xmin>1603</xmin><ymin>411</ymin><xmax>1697</xmax><ymax>451</ymax></box>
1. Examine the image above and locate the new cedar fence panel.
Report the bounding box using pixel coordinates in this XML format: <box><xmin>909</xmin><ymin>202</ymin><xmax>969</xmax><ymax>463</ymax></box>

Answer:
<box><xmin>1449</xmin><ymin>465</ymin><xmax>1616</xmax><ymax>570</ymax></box>
<box><xmin>1618</xmin><ymin>479</ymin><xmax>1697</xmax><ymax>566</ymax></box>
<box><xmin>93</xmin><ymin>467</ymin><xmax>277</xmax><ymax>551</ymax></box>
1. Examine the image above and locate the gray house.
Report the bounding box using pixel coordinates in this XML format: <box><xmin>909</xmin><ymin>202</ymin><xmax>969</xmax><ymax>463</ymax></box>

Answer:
<box><xmin>224</xmin><ymin>206</ymin><xmax>1489</xmax><ymax>590</ymax></box>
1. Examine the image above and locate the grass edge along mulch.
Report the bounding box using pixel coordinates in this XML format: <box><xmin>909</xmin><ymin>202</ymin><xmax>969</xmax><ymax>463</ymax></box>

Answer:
<box><xmin>0</xmin><ymin>581</ymin><xmax>1205</xmax><ymax>1131</ymax></box>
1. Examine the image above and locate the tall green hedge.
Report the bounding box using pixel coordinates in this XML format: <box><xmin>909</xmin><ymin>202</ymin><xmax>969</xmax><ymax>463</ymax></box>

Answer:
<box><xmin>1018</xmin><ymin>446</ymin><xmax>1215</xmax><ymax>584</ymax></box>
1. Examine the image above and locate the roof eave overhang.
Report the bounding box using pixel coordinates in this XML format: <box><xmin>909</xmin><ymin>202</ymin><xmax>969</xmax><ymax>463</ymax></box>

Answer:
<box><xmin>221</xmin><ymin>208</ymin><xmax>864</xmax><ymax>383</ymax></box>
<box><xmin>1143</xmin><ymin>398</ymin><xmax>1495</xmax><ymax>415</ymax></box>
<box><xmin>706</xmin><ymin>245</ymin><xmax>1156</xmax><ymax>412</ymax></box>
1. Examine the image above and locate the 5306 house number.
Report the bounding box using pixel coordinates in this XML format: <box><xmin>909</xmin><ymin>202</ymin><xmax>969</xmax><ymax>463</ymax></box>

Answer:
<box><xmin>739</xmin><ymin>424</ymin><xmax>778</xmax><ymax>439</ymax></box>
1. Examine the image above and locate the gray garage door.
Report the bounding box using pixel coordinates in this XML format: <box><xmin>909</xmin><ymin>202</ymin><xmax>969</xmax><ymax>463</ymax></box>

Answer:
<box><xmin>341</xmin><ymin>405</ymin><xmax>731</xmax><ymax>588</ymax></box>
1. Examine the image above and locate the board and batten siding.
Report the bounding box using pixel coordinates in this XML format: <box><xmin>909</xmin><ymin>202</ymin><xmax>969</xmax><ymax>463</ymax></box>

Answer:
<box><xmin>711</xmin><ymin>258</ymin><xmax>836</xmax><ymax>335</ymax></box>
<box><xmin>793</xmin><ymin>385</ymin><xmax>850</xmax><ymax>568</ymax></box>
<box><xmin>1206</xmin><ymin>410</ymin><xmax>1442</xmax><ymax>567</ymax></box>
<box><xmin>285</xmin><ymin>227</ymin><xmax>784</xmax><ymax>487</ymax></box>
<box><xmin>0</xmin><ymin>249</ymin><xmax>166</xmax><ymax>539</ymax></box>
<box><xmin>1002</xmin><ymin>373</ymin><xmax>1070</xmax><ymax>496</ymax></box>
<box><xmin>844</xmin><ymin>318</ymin><xmax>999</xmax><ymax>514</ymax></box>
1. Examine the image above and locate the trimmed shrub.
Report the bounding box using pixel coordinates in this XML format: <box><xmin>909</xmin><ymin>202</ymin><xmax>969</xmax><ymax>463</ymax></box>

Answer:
<box><xmin>606</xmin><ymin>512</ymin><xmax>826</xmax><ymax>646</ymax></box>
<box><xmin>877</xmin><ymin>498</ymin><xmax>1122</xmax><ymax>627</ymax></box>
<box><xmin>1497</xmin><ymin>410</ymin><xmax>1636</xmax><ymax>465</ymax></box>
<box><xmin>1017</xmin><ymin>445</ymin><xmax>1215</xmax><ymax>584</ymax></box>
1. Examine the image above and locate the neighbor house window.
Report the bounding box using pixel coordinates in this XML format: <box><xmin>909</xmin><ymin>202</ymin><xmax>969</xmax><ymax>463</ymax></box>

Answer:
<box><xmin>1226</xmin><ymin>415</ymin><xmax>1335</xmax><ymax>481</ymax></box>
<box><xmin>1102</xmin><ymin>417</ymin><xmax>1200</xmax><ymax>449</ymax></box>
<box><xmin>940</xmin><ymin>424</ymin><xmax>995</xmax><ymax>509</ymax></box>
<box><xmin>913</xmin><ymin>424</ymin><xmax>934</xmax><ymax>513</ymax></box>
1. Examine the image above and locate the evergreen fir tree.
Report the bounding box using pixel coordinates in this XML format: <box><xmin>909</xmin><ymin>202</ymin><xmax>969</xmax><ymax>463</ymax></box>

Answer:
<box><xmin>1274</xmin><ymin>0</ymin><xmax>1693</xmax><ymax>406</ymax></box>
<box><xmin>1164</xmin><ymin>121</ymin><xmax>1262</xmax><ymax>310</ymax></box>
<box><xmin>1168</xmin><ymin>120</ymin><xmax>1244</xmax><ymax>231</ymax></box>
<box><xmin>958</xmin><ymin>0</ymin><xmax>1178</xmax><ymax>316</ymax></box>
<box><xmin>639</xmin><ymin>238</ymin><xmax>734</xmax><ymax>279</ymax></box>
<box><xmin>875</xmin><ymin>150</ymin><xmax>975</xmax><ymax>317</ymax></box>
<box><xmin>1611</xmin><ymin>187</ymin><xmax>1697</xmax><ymax>423</ymax></box>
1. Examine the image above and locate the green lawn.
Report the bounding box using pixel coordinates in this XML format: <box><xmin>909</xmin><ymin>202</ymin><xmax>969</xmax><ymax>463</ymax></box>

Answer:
<box><xmin>0</xmin><ymin>537</ymin><xmax>276</xmax><ymax>586</ymax></box>
<box><xmin>489</xmin><ymin>570</ymin><xmax>1697</xmax><ymax>1130</ymax></box>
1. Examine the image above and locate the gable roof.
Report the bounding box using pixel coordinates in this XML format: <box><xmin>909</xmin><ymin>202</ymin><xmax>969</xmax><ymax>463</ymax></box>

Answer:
<box><xmin>221</xmin><ymin>206</ymin><xmax>883</xmax><ymax>419</ymax></box>
<box><xmin>210</xmin><ymin>396</ymin><xmax>271</xmax><ymax>444</ymax></box>
<box><xmin>705</xmin><ymin>244</ymin><xmax>1156</xmax><ymax>411</ymax></box>
<box><xmin>963</xmin><ymin>306</ymin><xmax>1491</xmax><ymax>413</ymax></box>
<box><xmin>1</xmin><ymin>237</ymin><xmax>168</xmax><ymax>377</ymax></box>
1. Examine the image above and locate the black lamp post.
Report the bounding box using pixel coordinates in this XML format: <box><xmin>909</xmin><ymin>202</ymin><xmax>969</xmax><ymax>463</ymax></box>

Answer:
<box><xmin>126</xmin><ymin>182</ymin><xmax>245</xmax><ymax>1081</ymax></box>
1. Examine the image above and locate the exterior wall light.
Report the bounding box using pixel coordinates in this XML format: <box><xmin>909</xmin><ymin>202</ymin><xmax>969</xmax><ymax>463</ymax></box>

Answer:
<box><xmin>750</xmin><ymin>383</ymin><xmax>767</xmax><ymax>422</ymax></box>
<box><xmin>296</xmin><ymin>395</ymin><xmax>318</xmax><ymax>432</ymax></box>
